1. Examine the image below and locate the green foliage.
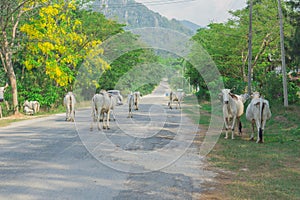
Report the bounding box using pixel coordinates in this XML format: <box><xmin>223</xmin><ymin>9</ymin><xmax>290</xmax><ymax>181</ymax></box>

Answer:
<box><xmin>260</xmin><ymin>72</ymin><xmax>300</xmax><ymax>104</ymax></box>
<box><xmin>187</xmin><ymin>0</ymin><xmax>299</xmax><ymax>105</ymax></box>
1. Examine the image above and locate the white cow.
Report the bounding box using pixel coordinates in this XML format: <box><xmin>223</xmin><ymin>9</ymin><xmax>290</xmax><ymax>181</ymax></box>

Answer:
<box><xmin>90</xmin><ymin>90</ymin><xmax>112</xmax><ymax>131</ymax></box>
<box><xmin>108</xmin><ymin>93</ymin><xmax>119</xmax><ymax>121</ymax></box>
<box><xmin>24</xmin><ymin>106</ymin><xmax>34</xmax><ymax>115</ymax></box>
<box><xmin>221</xmin><ymin>89</ymin><xmax>245</xmax><ymax>139</ymax></box>
<box><xmin>168</xmin><ymin>90</ymin><xmax>185</xmax><ymax>109</ymax></box>
<box><xmin>0</xmin><ymin>83</ymin><xmax>9</xmax><ymax>118</ymax></box>
<box><xmin>63</xmin><ymin>92</ymin><xmax>76</xmax><ymax>122</ymax></box>
<box><xmin>133</xmin><ymin>91</ymin><xmax>141</xmax><ymax>110</ymax></box>
<box><xmin>127</xmin><ymin>93</ymin><xmax>134</xmax><ymax>118</ymax></box>
<box><xmin>23</xmin><ymin>100</ymin><xmax>40</xmax><ymax>114</ymax></box>
<box><xmin>246</xmin><ymin>92</ymin><xmax>272</xmax><ymax>143</ymax></box>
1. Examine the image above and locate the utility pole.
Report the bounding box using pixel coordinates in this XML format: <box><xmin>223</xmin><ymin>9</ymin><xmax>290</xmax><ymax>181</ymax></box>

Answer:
<box><xmin>247</xmin><ymin>0</ymin><xmax>253</xmax><ymax>95</ymax></box>
<box><xmin>277</xmin><ymin>0</ymin><xmax>289</xmax><ymax>107</ymax></box>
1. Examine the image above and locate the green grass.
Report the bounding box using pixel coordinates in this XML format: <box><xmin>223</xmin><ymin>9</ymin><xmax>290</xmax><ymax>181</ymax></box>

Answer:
<box><xmin>184</xmin><ymin>97</ymin><xmax>300</xmax><ymax>200</ymax></box>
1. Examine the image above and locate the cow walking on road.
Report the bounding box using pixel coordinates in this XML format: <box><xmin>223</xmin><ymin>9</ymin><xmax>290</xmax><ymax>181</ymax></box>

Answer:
<box><xmin>90</xmin><ymin>90</ymin><xmax>112</xmax><ymax>131</ymax></box>
<box><xmin>64</xmin><ymin>92</ymin><xmax>76</xmax><ymax>122</ymax></box>
<box><xmin>168</xmin><ymin>90</ymin><xmax>185</xmax><ymax>109</ymax></box>
<box><xmin>127</xmin><ymin>93</ymin><xmax>134</xmax><ymax>118</ymax></box>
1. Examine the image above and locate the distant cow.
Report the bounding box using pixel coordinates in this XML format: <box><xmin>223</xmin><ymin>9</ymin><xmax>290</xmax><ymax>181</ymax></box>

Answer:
<box><xmin>63</xmin><ymin>92</ymin><xmax>76</xmax><ymax>122</ymax></box>
<box><xmin>168</xmin><ymin>90</ymin><xmax>185</xmax><ymax>109</ymax></box>
<box><xmin>127</xmin><ymin>93</ymin><xmax>134</xmax><ymax>118</ymax></box>
<box><xmin>133</xmin><ymin>91</ymin><xmax>141</xmax><ymax>110</ymax></box>
<box><xmin>23</xmin><ymin>100</ymin><xmax>40</xmax><ymax>115</ymax></box>
<box><xmin>90</xmin><ymin>90</ymin><xmax>112</xmax><ymax>131</ymax></box>
<box><xmin>108</xmin><ymin>93</ymin><xmax>119</xmax><ymax>121</ymax></box>
<box><xmin>0</xmin><ymin>83</ymin><xmax>9</xmax><ymax>118</ymax></box>
<box><xmin>246</xmin><ymin>92</ymin><xmax>272</xmax><ymax>143</ymax></box>
<box><xmin>221</xmin><ymin>89</ymin><xmax>245</xmax><ymax>139</ymax></box>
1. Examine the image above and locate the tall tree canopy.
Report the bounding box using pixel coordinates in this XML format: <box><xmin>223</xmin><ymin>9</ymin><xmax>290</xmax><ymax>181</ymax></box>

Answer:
<box><xmin>187</xmin><ymin>0</ymin><xmax>299</xmax><ymax>104</ymax></box>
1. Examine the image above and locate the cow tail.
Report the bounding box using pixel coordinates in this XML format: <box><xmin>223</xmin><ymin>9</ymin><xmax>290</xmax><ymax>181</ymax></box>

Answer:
<box><xmin>134</xmin><ymin>93</ymin><xmax>137</xmax><ymax>106</ymax></box>
<box><xmin>69</xmin><ymin>95</ymin><xmax>72</xmax><ymax>111</ymax></box>
<box><xmin>259</xmin><ymin>98</ymin><xmax>265</xmax><ymax>142</ymax></box>
<box><xmin>129</xmin><ymin>95</ymin><xmax>132</xmax><ymax>112</ymax></box>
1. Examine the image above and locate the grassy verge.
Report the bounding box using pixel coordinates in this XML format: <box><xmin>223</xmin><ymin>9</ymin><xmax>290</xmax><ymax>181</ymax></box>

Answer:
<box><xmin>183</xmin><ymin>96</ymin><xmax>300</xmax><ymax>200</ymax></box>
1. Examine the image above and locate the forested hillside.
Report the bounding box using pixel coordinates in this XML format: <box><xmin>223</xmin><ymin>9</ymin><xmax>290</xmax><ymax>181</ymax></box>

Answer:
<box><xmin>90</xmin><ymin>0</ymin><xmax>196</xmax><ymax>35</ymax></box>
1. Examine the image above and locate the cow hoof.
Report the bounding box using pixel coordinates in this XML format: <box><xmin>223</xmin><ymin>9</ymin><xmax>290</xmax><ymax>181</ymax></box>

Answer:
<box><xmin>224</xmin><ymin>136</ymin><xmax>228</xmax><ymax>139</ymax></box>
<box><xmin>250</xmin><ymin>137</ymin><xmax>254</xmax><ymax>141</ymax></box>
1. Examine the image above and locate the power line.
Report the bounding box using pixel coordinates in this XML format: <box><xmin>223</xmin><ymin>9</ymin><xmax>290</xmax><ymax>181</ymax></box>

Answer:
<box><xmin>95</xmin><ymin>0</ymin><xmax>197</xmax><ymax>9</ymax></box>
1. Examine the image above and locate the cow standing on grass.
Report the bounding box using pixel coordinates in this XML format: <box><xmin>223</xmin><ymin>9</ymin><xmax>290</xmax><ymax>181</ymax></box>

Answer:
<box><xmin>246</xmin><ymin>92</ymin><xmax>272</xmax><ymax>143</ymax></box>
<box><xmin>221</xmin><ymin>89</ymin><xmax>245</xmax><ymax>139</ymax></box>
<box><xmin>64</xmin><ymin>92</ymin><xmax>76</xmax><ymax>122</ymax></box>
<box><xmin>0</xmin><ymin>83</ymin><xmax>9</xmax><ymax>118</ymax></box>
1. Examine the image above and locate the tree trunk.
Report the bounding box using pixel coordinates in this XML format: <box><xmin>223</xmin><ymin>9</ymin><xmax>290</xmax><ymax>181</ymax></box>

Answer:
<box><xmin>277</xmin><ymin>0</ymin><xmax>288</xmax><ymax>107</ymax></box>
<box><xmin>247</xmin><ymin>0</ymin><xmax>253</xmax><ymax>95</ymax></box>
<box><xmin>7</xmin><ymin>64</ymin><xmax>19</xmax><ymax>114</ymax></box>
<box><xmin>1</xmin><ymin>30</ymin><xmax>19</xmax><ymax>114</ymax></box>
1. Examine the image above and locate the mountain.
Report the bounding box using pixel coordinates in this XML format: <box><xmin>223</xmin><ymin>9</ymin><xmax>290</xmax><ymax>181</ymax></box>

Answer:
<box><xmin>90</xmin><ymin>0</ymin><xmax>196</xmax><ymax>36</ymax></box>
<box><xmin>180</xmin><ymin>20</ymin><xmax>202</xmax><ymax>34</ymax></box>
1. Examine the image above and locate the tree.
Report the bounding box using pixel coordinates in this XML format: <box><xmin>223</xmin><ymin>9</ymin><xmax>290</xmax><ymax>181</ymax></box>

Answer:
<box><xmin>278</xmin><ymin>0</ymin><xmax>289</xmax><ymax>107</ymax></box>
<box><xmin>189</xmin><ymin>0</ymin><xmax>293</xmax><ymax>97</ymax></box>
<box><xmin>0</xmin><ymin>0</ymin><xmax>47</xmax><ymax>114</ymax></box>
<box><xmin>20</xmin><ymin>0</ymin><xmax>109</xmax><ymax>89</ymax></box>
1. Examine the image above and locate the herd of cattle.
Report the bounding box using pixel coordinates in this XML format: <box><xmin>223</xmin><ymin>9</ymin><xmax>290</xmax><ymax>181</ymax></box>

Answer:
<box><xmin>220</xmin><ymin>89</ymin><xmax>272</xmax><ymax>143</ymax></box>
<box><xmin>0</xmin><ymin>82</ymin><xmax>272</xmax><ymax>143</ymax></box>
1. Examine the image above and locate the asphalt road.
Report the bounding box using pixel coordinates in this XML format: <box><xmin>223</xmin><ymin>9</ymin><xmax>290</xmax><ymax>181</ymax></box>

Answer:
<box><xmin>0</xmin><ymin>81</ymin><xmax>215</xmax><ymax>200</ymax></box>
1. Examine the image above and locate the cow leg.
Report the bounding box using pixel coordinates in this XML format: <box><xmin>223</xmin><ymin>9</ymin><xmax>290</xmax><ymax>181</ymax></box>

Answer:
<box><xmin>224</xmin><ymin>117</ymin><xmax>229</xmax><ymax>139</ymax></box>
<box><xmin>255</xmin><ymin>119</ymin><xmax>261</xmax><ymax>143</ymax></box>
<box><xmin>259</xmin><ymin>119</ymin><xmax>267</xmax><ymax>143</ymax></box>
<box><xmin>250</xmin><ymin>120</ymin><xmax>255</xmax><ymax>141</ymax></box>
<box><xmin>168</xmin><ymin>101</ymin><xmax>172</xmax><ymax>109</ymax></box>
<box><xmin>106</xmin><ymin>111</ymin><xmax>110</xmax><ymax>129</ymax></box>
<box><xmin>237</xmin><ymin>117</ymin><xmax>242</xmax><ymax>135</ymax></box>
<box><xmin>0</xmin><ymin>105</ymin><xmax>2</xmax><ymax>118</ymax></box>
<box><xmin>257</xmin><ymin>128</ymin><xmax>263</xmax><ymax>143</ymax></box>
<box><xmin>231</xmin><ymin>116</ymin><xmax>236</xmax><ymax>139</ymax></box>
<box><xmin>97</xmin><ymin>113</ymin><xmax>102</xmax><ymax>131</ymax></box>
<box><xmin>65</xmin><ymin>108</ymin><xmax>69</xmax><ymax>121</ymax></box>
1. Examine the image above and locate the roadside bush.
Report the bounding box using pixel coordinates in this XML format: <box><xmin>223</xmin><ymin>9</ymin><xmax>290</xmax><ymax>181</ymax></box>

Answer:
<box><xmin>261</xmin><ymin>72</ymin><xmax>299</xmax><ymax>105</ymax></box>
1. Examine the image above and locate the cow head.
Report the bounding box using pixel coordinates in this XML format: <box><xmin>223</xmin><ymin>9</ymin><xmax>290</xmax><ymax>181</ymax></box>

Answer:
<box><xmin>221</xmin><ymin>89</ymin><xmax>231</xmax><ymax>104</ymax></box>
<box><xmin>251</xmin><ymin>91</ymin><xmax>260</xmax><ymax>99</ymax></box>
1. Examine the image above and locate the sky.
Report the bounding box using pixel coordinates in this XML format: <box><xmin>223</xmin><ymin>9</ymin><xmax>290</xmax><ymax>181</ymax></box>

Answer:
<box><xmin>134</xmin><ymin>0</ymin><xmax>247</xmax><ymax>26</ymax></box>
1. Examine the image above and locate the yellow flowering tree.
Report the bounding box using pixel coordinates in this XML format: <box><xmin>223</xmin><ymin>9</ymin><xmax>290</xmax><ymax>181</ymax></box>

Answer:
<box><xmin>0</xmin><ymin>0</ymin><xmax>49</xmax><ymax>114</ymax></box>
<box><xmin>20</xmin><ymin>0</ymin><xmax>109</xmax><ymax>88</ymax></box>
